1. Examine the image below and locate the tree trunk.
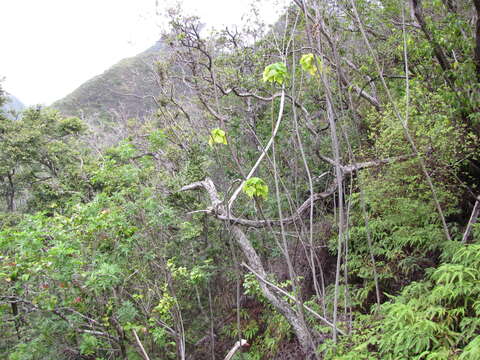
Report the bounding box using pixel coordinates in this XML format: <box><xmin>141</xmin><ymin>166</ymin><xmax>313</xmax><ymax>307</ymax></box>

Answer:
<box><xmin>412</xmin><ymin>0</ymin><xmax>454</xmax><ymax>87</ymax></box>
<box><xmin>6</xmin><ymin>172</ymin><xmax>15</xmax><ymax>212</ymax></box>
<box><xmin>473</xmin><ymin>0</ymin><xmax>480</xmax><ymax>80</ymax></box>
<box><xmin>181</xmin><ymin>179</ymin><xmax>317</xmax><ymax>357</ymax></box>
<box><xmin>229</xmin><ymin>226</ymin><xmax>315</xmax><ymax>355</ymax></box>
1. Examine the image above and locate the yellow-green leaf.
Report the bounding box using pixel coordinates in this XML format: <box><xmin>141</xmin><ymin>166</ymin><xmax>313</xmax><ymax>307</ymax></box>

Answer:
<box><xmin>262</xmin><ymin>62</ymin><xmax>288</xmax><ymax>85</ymax></box>
<box><xmin>300</xmin><ymin>53</ymin><xmax>317</xmax><ymax>76</ymax></box>
<box><xmin>242</xmin><ymin>177</ymin><xmax>269</xmax><ymax>200</ymax></box>
<box><xmin>208</xmin><ymin>128</ymin><xmax>228</xmax><ymax>147</ymax></box>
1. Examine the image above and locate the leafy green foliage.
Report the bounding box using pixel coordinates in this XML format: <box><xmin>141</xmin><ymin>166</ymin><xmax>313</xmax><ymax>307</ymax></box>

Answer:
<box><xmin>262</xmin><ymin>62</ymin><xmax>288</xmax><ymax>84</ymax></box>
<box><xmin>300</xmin><ymin>53</ymin><xmax>317</xmax><ymax>76</ymax></box>
<box><xmin>460</xmin><ymin>336</ymin><xmax>480</xmax><ymax>360</ymax></box>
<box><xmin>330</xmin><ymin>245</ymin><xmax>480</xmax><ymax>359</ymax></box>
<box><xmin>242</xmin><ymin>177</ymin><xmax>269</xmax><ymax>199</ymax></box>
<box><xmin>148</xmin><ymin>129</ymin><xmax>167</xmax><ymax>151</ymax></box>
<box><xmin>0</xmin><ymin>106</ymin><xmax>89</xmax><ymax>212</ymax></box>
<box><xmin>208</xmin><ymin>128</ymin><xmax>228</xmax><ymax>146</ymax></box>
<box><xmin>79</xmin><ymin>334</ymin><xmax>99</xmax><ymax>356</ymax></box>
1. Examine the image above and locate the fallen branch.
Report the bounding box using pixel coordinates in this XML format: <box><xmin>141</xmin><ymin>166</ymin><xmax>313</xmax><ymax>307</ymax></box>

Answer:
<box><xmin>182</xmin><ymin>154</ymin><xmax>412</xmax><ymax>229</ymax></box>
<box><xmin>181</xmin><ymin>177</ymin><xmax>338</xmax><ymax>227</ymax></box>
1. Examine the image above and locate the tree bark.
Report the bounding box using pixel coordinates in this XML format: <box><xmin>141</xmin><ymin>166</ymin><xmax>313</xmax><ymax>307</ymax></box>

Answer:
<box><xmin>229</xmin><ymin>226</ymin><xmax>315</xmax><ymax>354</ymax></box>
<box><xmin>473</xmin><ymin>0</ymin><xmax>480</xmax><ymax>80</ymax></box>
<box><xmin>6</xmin><ymin>171</ymin><xmax>15</xmax><ymax>212</ymax></box>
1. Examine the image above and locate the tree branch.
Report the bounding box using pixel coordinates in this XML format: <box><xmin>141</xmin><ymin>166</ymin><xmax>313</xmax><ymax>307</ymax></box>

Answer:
<box><xmin>412</xmin><ymin>0</ymin><xmax>454</xmax><ymax>87</ymax></box>
<box><xmin>133</xmin><ymin>329</ymin><xmax>151</xmax><ymax>360</ymax></box>
<box><xmin>241</xmin><ymin>262</ymin><xmax>345</xmax><ymax>335</ymax></box>
<box><xmin>462</xmin><ymin>196</ymin><xmax>480</xmax><ymax>244</ymax></box>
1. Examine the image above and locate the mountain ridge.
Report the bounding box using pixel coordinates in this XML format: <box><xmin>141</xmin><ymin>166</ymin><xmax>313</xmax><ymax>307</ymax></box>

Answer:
<box><xmin>1</xmin><ymin>92</ymin><xmax>25</xmax><ymax>119</ymax></box>
<box><xmin>52</xmin><ymin>40</ymin><xmax>167</xmax><ymax>125</ymax></box>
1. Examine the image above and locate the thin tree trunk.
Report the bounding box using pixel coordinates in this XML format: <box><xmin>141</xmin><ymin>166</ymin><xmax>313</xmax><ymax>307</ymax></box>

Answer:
<box><xmin>6</xmin><ymin>172</ymin><xmax>15</xmax><ymax>212</ymax></box>
<box><xmin>473</xmin><ymin>0</ymin><xmax>480</xmax><ymax>80</ymax></box>
<box><xmin>412</xmin><ymin>0</ymin><xmax>454</xmax><ymax>87</ymax></box>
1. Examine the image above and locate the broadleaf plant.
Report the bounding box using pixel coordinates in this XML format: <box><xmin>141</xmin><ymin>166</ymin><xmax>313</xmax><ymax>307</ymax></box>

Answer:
<box><xmin>300</xmin><ymin>53</ymin><xmax>317</xmax><ymax>76</ymax></box>
<box><xmin>262</xmin><ymin>62</ymin><xmax>288</xmax><ymax>84</ymax></box>
<box><xmin>242</xmin><ymin>177</ymin><xmax>269</xmax><ymax>200</ymax></box>
<box><xmin>208</xmin><ymin>128</ymin><xmax>228</xmax><ymax>147</ymax></box>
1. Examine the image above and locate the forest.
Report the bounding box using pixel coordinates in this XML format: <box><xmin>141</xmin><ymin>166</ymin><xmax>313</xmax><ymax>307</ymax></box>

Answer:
<box><xmin>1</xmin><ymin>0</ymin><xmax>480</xmax><ymax>359</ymax></box>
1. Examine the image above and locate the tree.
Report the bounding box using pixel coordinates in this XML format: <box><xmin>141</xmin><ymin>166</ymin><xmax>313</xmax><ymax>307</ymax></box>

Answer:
<box><xmin>0</xmin><ymin>106</ymin><xmax>87</xmax><ymax>214</ymax></box>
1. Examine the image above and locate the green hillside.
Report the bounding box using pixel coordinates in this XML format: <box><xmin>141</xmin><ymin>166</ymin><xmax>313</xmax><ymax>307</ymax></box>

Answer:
<box><xmin>53</xmin><ymin>41</ymin><xmax>166</xmax><ymax>125</ymax></box>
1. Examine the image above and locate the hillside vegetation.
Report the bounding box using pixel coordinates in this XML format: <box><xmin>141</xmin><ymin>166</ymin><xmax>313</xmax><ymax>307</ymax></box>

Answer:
<box><xmin>1</xmin><ymin>1</ymin><xmax>480</xmax><ymax>359</ymax></box>
<box><xmin>52</xmin><ymin>41</ymin><xmax>167</xmax><ymax>130</ymax></box>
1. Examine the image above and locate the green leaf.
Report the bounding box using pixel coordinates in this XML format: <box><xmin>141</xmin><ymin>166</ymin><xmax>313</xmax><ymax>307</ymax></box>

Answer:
<box><xmin>80</xmin><ymin>334</ymin><xmax>98</xmax><ymax>356</ymax></box>
<box><xmin>300</xmin><ymin>53</ymin><xmax>317</xmax><ymax>76</ymax></box>
<box><xmin>148</xmin><ymin>129</ymin><xmax>166</xmax><ymax>151</ymax></box>
<box><xmin>262</xmin><ymin>62</ymin><xmax>288</xmax><ymax>84</ymax></box>
<box><xmin>242</xmin><ymin>177</ymin><xmax>269</xmax><ymax>200</ymax></box>
<box><xmin>208</xmin><ymin>128</ymin><xmax>228</xmax><ymax>147</ymax></box>
<box><xmin>460</xmin><ymin>336</ymin><xmax>480</xmax><ymax>359</ymax></box>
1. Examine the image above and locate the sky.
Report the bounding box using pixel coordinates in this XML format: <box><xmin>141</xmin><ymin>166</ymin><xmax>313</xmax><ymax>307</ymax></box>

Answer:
<box><xmin>0</xmin><ymin>0</ymin><xmax>287</xmax><ymax>106</ymax></box>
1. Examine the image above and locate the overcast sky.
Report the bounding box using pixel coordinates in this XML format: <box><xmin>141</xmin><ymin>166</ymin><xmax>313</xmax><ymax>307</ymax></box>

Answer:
<box><xmin>0</xmin><ymin>0</ymin><xmax>287</xmax><ymax>106</ymax></box>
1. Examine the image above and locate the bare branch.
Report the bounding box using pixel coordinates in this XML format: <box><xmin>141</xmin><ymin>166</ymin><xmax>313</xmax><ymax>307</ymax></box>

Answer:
<box><xmin>462</xmin><ymin>197</ymin><xmax>480</xmax><ymax>244</ymax></box>
<box><xmin>1</xmin><ymin>296</ymin><xmax>120</xmax><ymax>344</ymax></box>
<box><xmin>241</xmin><ymin>262</ymin><xmax>345</xmax><ymax>335</ymax></box>
<box><xmin>133</xmin><ymin>329</ymin><xmax>151</xmax><ymax>360</ymax></box>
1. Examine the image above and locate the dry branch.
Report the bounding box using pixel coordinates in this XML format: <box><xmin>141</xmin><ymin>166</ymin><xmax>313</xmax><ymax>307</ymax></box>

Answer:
<box><xmin>133</xmin><ymin>329</ymin><xmax>151</xmax><ymax>360</ymax></box>
<box><xmin>182</xmin><ymin>154</ymin><xmax>411</xmax><ymax>229</ymax></box>
<box><xmin>462</xmin><ymin>197</ymin><xmax>480</xmax><ymax>244</ymax></box>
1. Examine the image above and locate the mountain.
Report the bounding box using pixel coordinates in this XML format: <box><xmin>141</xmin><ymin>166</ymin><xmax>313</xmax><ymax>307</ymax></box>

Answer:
<box><xmin>52</xmin><ymin>40</ymin><xmax>167</xmax><ymax>126</ymax></box>
<box><xmin>2</xmin><ymin>93</ymin><xmax>25</xmax><ymax>119</ymax></box>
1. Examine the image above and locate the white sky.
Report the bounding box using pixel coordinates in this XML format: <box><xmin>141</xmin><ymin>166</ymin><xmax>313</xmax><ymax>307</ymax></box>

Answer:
<box><xmin>0</xmin><ymin>0</ymin><xmax>288</xmax><ymax>106</ymax></box>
